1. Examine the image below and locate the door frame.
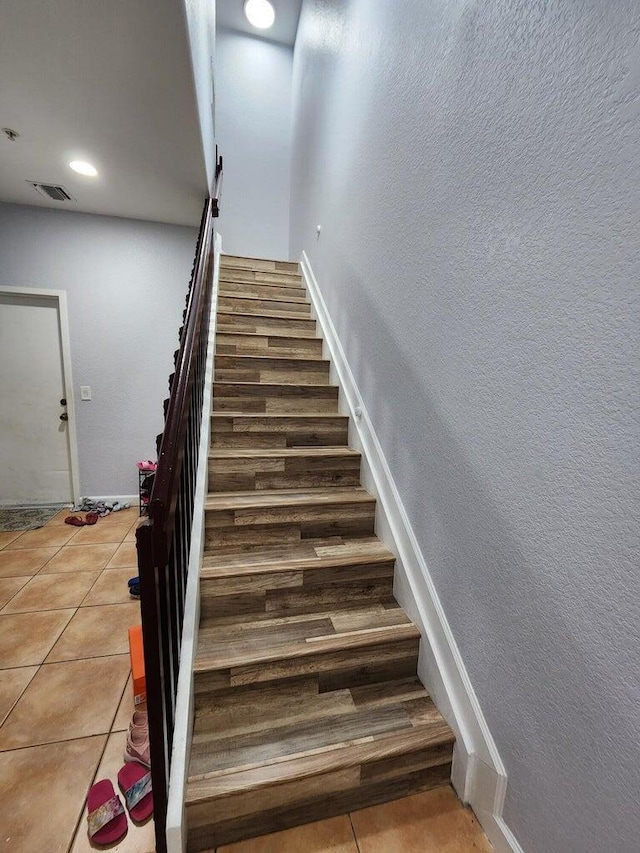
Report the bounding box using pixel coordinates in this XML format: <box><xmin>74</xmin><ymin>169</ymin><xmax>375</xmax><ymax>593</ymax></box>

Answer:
<box><xmin>0</xmin><ymin>286</ymin><xmax>81</xmax><ymax>505</ymax></box>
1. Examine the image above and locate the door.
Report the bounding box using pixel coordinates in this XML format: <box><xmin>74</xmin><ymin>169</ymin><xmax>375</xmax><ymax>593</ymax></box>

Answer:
<box><xmin>0</xmin><ymin>291</ymin><xmax>75</xmax><ymax>505</ymax></box>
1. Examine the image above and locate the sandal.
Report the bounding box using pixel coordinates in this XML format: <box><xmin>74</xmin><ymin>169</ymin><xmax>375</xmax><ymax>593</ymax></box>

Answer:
<box><xmin>84</xmin><ymin>512</ymin><xmax>99</xmax><ymax>525</ymax></box>
<box><xmin>86</xmin><ymin>779</ymin><xmax>128</xmax><ymax>845</ymax></box>
<box><xmin>64</xmin><ymin>515</ymin><xmax>85</xmax><ymax>527</ymax></box>
<box><xmin>118</xmin><ymin>762</ymin><xmax>153</xmax><ymax>823</ymax></box>
<box><xmin>125</xmin><ymin>724</ymin><xmax>150</xmax><ymax>767</ymax></box>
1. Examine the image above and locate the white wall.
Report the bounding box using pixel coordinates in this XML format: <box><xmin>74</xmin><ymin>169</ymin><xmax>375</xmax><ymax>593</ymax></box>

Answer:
<box><xmin>182</xmin><ymin>0</ymin><xmax>217</xmax><ymax>190</ymax></box>
<box><xmin>0</xmin><ymin>202</ymin><xmax>198</xmax><ymax>498</ymax></box>
<box><xmin>215</xmin><ymin>28</ymin><xmax>293</xmax><ymax>259</ymax></box>
<box><xmin>290</xmin><ymin>2</ymin><xmax>640</xmax><ymax>852</ymax></box>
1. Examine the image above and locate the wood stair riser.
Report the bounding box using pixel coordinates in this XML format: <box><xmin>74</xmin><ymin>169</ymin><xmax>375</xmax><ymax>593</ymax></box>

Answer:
<box><xmin>220</xmin><ymin>280</ymin><xmax>306</xmax><ymax>300</ymax></box>
<box><xmin>203</xmin><ymin>501</ymin><xmax>376</xmax><ymax>551</ymax></box>
<box><xmin>200</xmin><ymin>559</ymin><xmax>395</xmax><ymax>619</ymax></box>
<box><xmin>214</xmin><ymin>355</ymin><xmax>330</xmax><ymax>387</ymax></box>
<box><xmin>212</xmin><ymin>383</ymin><xmax>339</xmax><ymax>415</ymax></box>
<box><xmin>187</xmin><ymin>757</ymin><xmax>451</xmax><ymax>851</ymax></box>
<box><xmin>221</xmin><ymin>256</ymin><xmax>300</xmax><ymax>274</ymax></box>
<box><xmin>208</xmin><ymin>451</ymin><xmax>361</xmax><ymax>492</ymax></box>
<box><xmin>216</xmin><ymin>312</ymin><xmax>317</xmax><ymax>336</ymax></box>
<box><xmin>194</xmin><ymin>635</ymin><xmax>420</xmax><ymax>699</ymax></box>
<box><xmin>220</xmin><ymin>268</ymin><xmax>302</xmax><ymax>285</ymax></box>
<box><xmin>220</xmin><ymin>269</ymin><xmax>304</xmax><ymax>286</ymax></box>
<box><xmin>218</xmin><ymin>295</ymin><xmax>311</xmax><ymax>318</ymax></box>
<box><xmin>211</xmin><ymin>415</ymin><xmax>349</xmax><ymax>449</ymax></box>
<box><xmin>216</xmin><ymin>332</ymin><xmax>323</xmax><ymax>359</ymax></box>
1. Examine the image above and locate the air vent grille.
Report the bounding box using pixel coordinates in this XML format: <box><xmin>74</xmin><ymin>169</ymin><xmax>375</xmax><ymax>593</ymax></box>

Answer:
<box><xmin>28</xmin><ymin>182</ymin><xmax>75</xmax><ymax>202</ymax></box>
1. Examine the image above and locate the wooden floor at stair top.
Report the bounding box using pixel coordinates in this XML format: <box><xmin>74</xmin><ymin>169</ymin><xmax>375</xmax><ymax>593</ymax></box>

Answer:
<box><xmin>189</xmin><ymin>254</ymin><xmax>455</xmax><ymax>851</ymax></box>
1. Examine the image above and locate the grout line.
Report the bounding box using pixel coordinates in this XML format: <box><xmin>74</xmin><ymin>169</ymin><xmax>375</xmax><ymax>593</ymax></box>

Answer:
<box><xmin>348</xmin><ymin>813</ymin><xmax>363</xmax><ymax>853</ymax></box>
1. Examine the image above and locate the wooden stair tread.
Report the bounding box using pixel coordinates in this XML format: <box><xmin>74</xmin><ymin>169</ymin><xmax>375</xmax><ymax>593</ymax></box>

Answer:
<box><xmin>219</xmin><ymin>289</ymin><xmax>308</xmax><ymax>305</ymax></box>
<box><xmin>217</xmin><ymin>328</ymin><xmax>318</xmax><ymax>342</ymax></box>
<box><xmin>217</xmin><ymin>308</ymin><xmax>315</xmax><ymax>322</ymax></box>
<box><xmin>211</xmin><ymin>412</ymin><xmax>346</xmax><ymax>421</ymax></box>
<box><xmin>195</xmin><ymin>620</ymin><xmax>419</xmax><ymax>673</ymax></box>
<box><xmin>219</xmin><ymin>276</ymin><xmax>304</xmax><ymax>290</ymax></box>
<box><xmin>209</xmin><ymin>446</ymin><xmax>358</xmax><ymax>460</ymax></box>
<box><xmin>216</xmin><ymin>353</ymin><xmax>327</xmax><ymax>366</ymax></box>
<box><xmin>204</xmin><ymin>486</ymin><xmax>373</xmax><ymax>512</ymax></box>
<box><xmin>201</xmin><ymin>535</ymin><xmax>393</xmax><ymax>572</ymax></box>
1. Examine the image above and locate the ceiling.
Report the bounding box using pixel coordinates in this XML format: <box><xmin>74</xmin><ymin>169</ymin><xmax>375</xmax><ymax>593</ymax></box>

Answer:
<box><xmin>217</xmin><ymin>0</ymin><xmax>302</xmax><ymax>47</ymax></box>
<box><xmin>0</xmin><ymin>0</ymin><xmax>209</xmax><ymax>226</ymax></box>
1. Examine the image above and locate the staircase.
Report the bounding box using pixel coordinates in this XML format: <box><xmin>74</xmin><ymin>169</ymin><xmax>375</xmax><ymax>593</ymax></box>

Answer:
<box><xmin>184</xmin><ymin>254</ymin><xmax>455</xmax><ymax>851</ymax></box>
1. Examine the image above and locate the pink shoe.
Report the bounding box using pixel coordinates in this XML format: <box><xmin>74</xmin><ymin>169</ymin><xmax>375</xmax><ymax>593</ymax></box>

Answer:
<box><xmin>129</xmin><ymin>710</ymin><xmax>147</xmax><ymax>733</ymax></box>
<box><xmin>136</xmin><ymin>460</ymin><xmax>157</xmax><ymax>472</ymax></box>
<box><xmin>125</xmin><ymin>724</ymin><xmax>150</xmax><ymax>768</ymax></box>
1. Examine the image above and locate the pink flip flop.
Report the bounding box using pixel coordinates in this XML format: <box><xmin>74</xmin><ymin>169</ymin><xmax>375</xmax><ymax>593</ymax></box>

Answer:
<box><xmin>86</xmin><ymin>779</ymin><xmax>128</xmax><ymax>845</ymax></box>
<box><xmin>65</xmin><ymin>515</ymin><xmax>85</xmax><ymax>527</ymax></box>
<box><xmin>118</xmin><ymin>762</ymin><xmax>153</xmax><ymax>823</ymax></box>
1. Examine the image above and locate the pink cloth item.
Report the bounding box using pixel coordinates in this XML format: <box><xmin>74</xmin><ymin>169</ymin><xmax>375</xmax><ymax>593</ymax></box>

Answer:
<box><xmin>125</xmin><ymin>724</ymin><xmax>150</xmax><ymax>768</ymax></box>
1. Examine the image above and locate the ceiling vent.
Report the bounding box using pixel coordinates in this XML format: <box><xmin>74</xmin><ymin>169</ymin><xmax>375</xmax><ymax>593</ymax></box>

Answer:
<box><xmin>28</xmin><ymin>182</ymin><xmax>75</xmax><ymax>202</ymax></box>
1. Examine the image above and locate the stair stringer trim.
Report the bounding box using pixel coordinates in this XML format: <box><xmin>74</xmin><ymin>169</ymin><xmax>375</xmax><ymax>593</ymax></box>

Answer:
<box><xmin>300</xmin><ymin>250</ymin><xmax>523</xmax><ymax>853</ymax></box>
<box><xmin>166</xmin><ymin>232</ymin><xmax>222</xmax><ymax>853</ymax></box>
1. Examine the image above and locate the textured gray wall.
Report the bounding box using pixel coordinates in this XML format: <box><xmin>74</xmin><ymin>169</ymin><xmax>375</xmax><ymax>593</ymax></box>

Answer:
<box><xmin>290</xmin><ymin>2</ymin><xmax>640</xmax><ymax>851</ymax></box>
<box><xmin>215</xmin><ymin>28</ymin><xmax>293</xmax><ymax>260</ymax></box>
<box><xmin>0</xmin><ymin>202</ymin><xmax>197</xmax><ymax>497</ymax></box>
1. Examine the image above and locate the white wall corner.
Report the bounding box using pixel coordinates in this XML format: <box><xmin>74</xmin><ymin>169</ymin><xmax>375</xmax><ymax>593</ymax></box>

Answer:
<box><xmin>166</xmin><ymin>232</ymin><xmax>221</xmax><ymax>853</ymax></box>
<box><xmin>299</xmin><ymin>250</ymin><xmax>523</xmax><ymax>853</ymax></box>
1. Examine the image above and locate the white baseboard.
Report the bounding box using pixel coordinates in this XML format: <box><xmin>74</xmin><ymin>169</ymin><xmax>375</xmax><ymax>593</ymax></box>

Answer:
<box><xmin>79</xmin><ymin>494</ymin><xmax>138</xmax><ymax>505</ymax></box>
<box><xmin>300</xmin><ymin>251</ymin><xmax>523</xmax><ymax>853</ymax></box>
<box><xmin>166</xmin><ymin>233</ymin><xmax>221</xmax><ymax>853</ymax></box>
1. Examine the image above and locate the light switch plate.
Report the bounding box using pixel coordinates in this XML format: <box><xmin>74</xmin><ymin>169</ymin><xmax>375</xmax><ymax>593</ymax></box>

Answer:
<box><xmin>80</xmin><ymin>385</ymin><xmax>92</xmax><ymax>401</ymax></box>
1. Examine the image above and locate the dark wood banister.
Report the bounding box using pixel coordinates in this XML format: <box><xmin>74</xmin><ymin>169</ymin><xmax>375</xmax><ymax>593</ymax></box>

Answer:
<box><xmin>136</xmin><ymin>150</ymin><xmax>222</xmax><ymax>853</ymax></box>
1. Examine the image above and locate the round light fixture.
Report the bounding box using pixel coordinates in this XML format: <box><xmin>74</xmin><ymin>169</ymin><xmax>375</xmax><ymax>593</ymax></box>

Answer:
<box><xmin>244</xmin><ymin>0</ymin><xmax>275</xmax><ymax>29</ymax></box>
<box><xmin>69</xmin><ymin>160</ymin><xmax>98</xmax><ymax>177</ymax></box>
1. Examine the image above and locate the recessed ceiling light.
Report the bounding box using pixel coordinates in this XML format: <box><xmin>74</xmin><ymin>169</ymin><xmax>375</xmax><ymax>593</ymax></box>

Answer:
<box><xmin>244</xmin><ymin>0</ymin><xmax>275</xmax><ymax>29</ymax></box>
<box><xmin>69</xmin><ymin>160</ymin><xmax>98</xmax><ymax>177</ymax></box>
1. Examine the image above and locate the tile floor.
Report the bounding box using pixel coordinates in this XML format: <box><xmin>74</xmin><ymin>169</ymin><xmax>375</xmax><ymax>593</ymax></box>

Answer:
<box><xmin>0</xmin><ymin>506</ymin><xmax>154</xmax><ymax>853</ymax></box>
<box><xmin>0</xmin><ymin>508</ymin><xmax>492</xmax><ymax>853</ymax></box>
<box><xmin>217</xmin><ymin>787</ymin><xmax>492</xmax><ymax>852</ymax></box>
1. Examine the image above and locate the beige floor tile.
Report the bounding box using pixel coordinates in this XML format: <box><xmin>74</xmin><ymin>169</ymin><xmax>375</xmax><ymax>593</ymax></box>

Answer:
<box><xmin>218</xmin><ymin>816</ymin><xmax>358</xmax><ymax>853</ymax></box>
<box><xmin>82</xmin><ymin>568</ymin><xmax>138</xmax><ymax>607</ymax></box>
<box><xmin>2</xmin><ymin>571</ymin><xmax>100</xmax><ymax>614</ymax></box>
<box><xmin>107</xmin><ymin>541</ymin><xmax>139</xmax><ymax>568</ymax></box>
<box><xmin>0</xmin><ymin>608</ymin><xmax>75</xmax><ymax>668</ymax></box>
<box><xmin>38</xmin><ymin>542</ymin><xmax>119</xmax><ymax>574</ymax></box>
<box><xmin>100</xmin><ymin>507</ymin><xmax>141</xmax><ymax>526</ymax></box>
<box><xmin>125</xmin><ymin>519</ymin><xmax>144</xmax><ymax>541</ymax></box>
<box><xmin>0</xmin><ymin>576</ymin><xmax>30</xmax><ymax>608</ymax></box>
<box><xmin>46</xmin><ymin>602</ymin><xmax>140</xmax><ymax>662</ymax></box>
<box><xmin>112</xmin><ymin>674</ymin><xmax>146</xmax><ymax>732</ymax></box>
<box><xmin>70</xmin><ymin>523</ymin><xmax>131</xmax><ymax>545</ymax></box>
<box><xmin>350</xmin><ymin>787</ymin><xmax>492</xmax><ymax>853</ymax></box>
<box><xmin>0</xmin><ymin>654</ymin><xmax>129</xmax><ymax>749</ymax></box>
<box><xmin>0</xmin><ymin>735</ymin><xmax>106</xmax><ymax>853</ymax></box>
<box><xmin>45</xmin><ymin>507</ymin><xmax>76</xmax><ymax>526</ymax></box>
<box><xmin>6</xmin><ymin>525</ymin><xmax>77</xmax><ymax>550</ymax></box>
<box><xmin>0</xmin><ymin>546</ymin><xmax>59</xmax><ymax>577</ymax></box>
<box><xmin>0</xmin><ymin>665</ymin><xmax>38</xmax><ymax>725</ymax></box>
<box><xmin>0</xmin><ymin>531</ymin><xmax>22</xmax><ymax>550</ymax></box>
<box><xmin>69</xmin><ymin>730</ymin><xmax>155</xmax><ymax>853</ymax></box>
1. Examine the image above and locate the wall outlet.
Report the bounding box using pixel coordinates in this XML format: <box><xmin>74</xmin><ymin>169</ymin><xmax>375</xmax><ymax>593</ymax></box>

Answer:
<box><xmin>80</xmin><ymin>385</ymin><xmax>92</xmax><ymax>401</ymax></box>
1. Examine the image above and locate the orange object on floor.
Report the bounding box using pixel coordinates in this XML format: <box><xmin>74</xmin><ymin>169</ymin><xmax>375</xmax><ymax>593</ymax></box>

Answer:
<box><xmin>128</xmin><ymin>625</ymin><xmax>146</xmax><ymax>705</ymax></box>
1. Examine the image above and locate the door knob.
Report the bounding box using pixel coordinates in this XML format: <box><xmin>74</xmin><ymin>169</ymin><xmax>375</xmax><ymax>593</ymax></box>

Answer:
<box><xmin>60</xmin><ymin>398</ymin><xmax>67</xmax><ymax>406</ymax></box>
<box><xmin>60</xmin><ymin>413</ymin><xmax>69</xmax><ymax>421</ymax></box>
